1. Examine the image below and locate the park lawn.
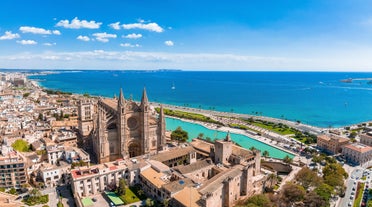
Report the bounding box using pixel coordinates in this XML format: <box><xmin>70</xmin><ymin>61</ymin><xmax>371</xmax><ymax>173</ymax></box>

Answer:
<box><xmin>156</xmin><ymin>108</ymin><xmax>223</xmax><ymax>125</ymax></box>
<box><xmin>119</xmin><ymin>188</ymin><xmax>140</xmax><ymax>204</ymax></box>
<box><xmin>251</xmin><ymin>122</ymin><xmax>295</xmax><ymax>135</ymax></box>
<box><xmin>354</xmin><ymin>182</ymin><xmax>365</xmax><ymax>207</ymax></box>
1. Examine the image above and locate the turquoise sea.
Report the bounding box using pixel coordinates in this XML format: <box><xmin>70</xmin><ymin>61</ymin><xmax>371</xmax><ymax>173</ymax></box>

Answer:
<box><xmin>28</xmin><ymin>70</ymin><xmax>372</xmax><ymax>127</ymax></box>
<box><xmin>27</xmin><ymin>70</ymin><xmax>372</xmax><ymax>159</ymax></box>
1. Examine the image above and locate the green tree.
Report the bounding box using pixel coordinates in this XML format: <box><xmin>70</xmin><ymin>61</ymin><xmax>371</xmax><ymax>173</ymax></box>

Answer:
<box><xmin>349</xmin><ymin>131</ymin><xmax>357</xmax><ymax>138</ymax></box>
<box><xmin>29</xmin><ymin>188</ymin><xmax>42</xmax><ymax>198</ymax></box>
<box><xmin>138</xmin><ymin>189</ymin><xmax>144</xmax><ymax>197</ymax></box>
<box><xmin>57</xmin><ymin>201</ymin><xmax>64</xmax><ymax>207</ymax></box>
<box><xmin>11</xmin><ymin>139</ymin><xmax>31</xmax><ymax>152</ymax></box>
<box><xmin>0</xmin><ymin>187</ymin><xmax>5</xmax><ymax>192</ymax></box>
<box><xmin>280</xmin><ymin>182</ymin><xmax>305</xmax><ymax>205</ymax></box>
<box><xmin>171</xmin><ymin>127</ymin><xmax>189</xmax><ymax>142</ymax></box>
<box><xmin>198</xmin><ymin>133</ymin><xmax>204</xmax><ymax>139</ymax></box>
<box><xmin>250</xmin><ymin>146</ymin><xmax>256</xmax><ymax>151</ymax></box>
<box><xmin>8</xmin><ymin>187</ymin><xmax>17</xmax><ymax>195</ymax></box>
<box><xmin>268</xmin><ymin>173</ymin><xmax>278</xmax><ymax>187</ymax></box>
<box><xmin>295</xmin><ymin>167</ymin><xmax>322</xmax><ymax>189</ymax></box>
<box><xmin>303</xmin><ymin>191</ymin><xmax>327</xmax><ymax>207</ymax></box>
<box><xmin>23</xmin><ymin>92</ymin><xmax>30</xmax><ymax>98</ymax></box>
<box><xmin>145</xmin><ymin>198</ymin><xmax>154</xmax><ymax>207</ymax></box>
<box><xmin>162</xmin><ymin>198</ymin><xmax>170</xmax><ymax>207</ymax></box>
<box><xmin>314</xmin><ymin>183</ymin><xmax>334</xmax><ymax>203</ymax></box>
<box><xmin>38</xmin><ymin>113</ymin><xmax>43</xmax><ymax>121</ymax></box>
<box><xmin>116</xmin><ymin>178</ymin><xmax>126</xmax><ymax>196</ymax></box>
<box><xmin>283</xmin><ymin>155</ymin><xmax>293</xmax><ymax>164</ymax></box>
<box><xmin>246</xmin><ymin>194</ymin><xmax>273</xmax><ymax>207</ymax></box>
<box><xmin>263</xmin><ymin>150</ymin><xmax>269</xmax><ymax>158</ymax></box>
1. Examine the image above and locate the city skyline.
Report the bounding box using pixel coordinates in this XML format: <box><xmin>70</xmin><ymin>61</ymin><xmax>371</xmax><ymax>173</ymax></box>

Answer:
<box><xmin>1</xmin><ymin>0</ymin><xmax>372</xmax><ymax>71</ymax></box>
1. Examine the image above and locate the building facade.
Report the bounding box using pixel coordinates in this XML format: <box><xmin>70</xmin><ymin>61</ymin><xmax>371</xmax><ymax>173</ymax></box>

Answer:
<box><xmin>342</xmin><ymin>143</ymin><xmax>372</xmax><ymax>165</ymax></box>
<box><xmin>46</xmin><ymin>145</ymin><xmax>65</xmax><ymax>165</ymax></box>
<box><xmin>317</xmin><ymin>134</ymin><xmax>349</xmax><ymax>154</ymax></box>
<box><xmin>0</xmin><ymin>151</ymin><xmax>27</xmax><ymax>188</ymax></box>
<box><xmin>92</xmin><ymin>88</ymin><xmax>166</xmax><ymax>163</ymax></box>
<box><xmin>78</xmin><ymin>99</ymin><xmax>95</xmax><ymax>137</ymax></box>
<box><xmin>361</xmin><ymin>134</ymin><xmax>372</xmax><ymax>147</ymax></box>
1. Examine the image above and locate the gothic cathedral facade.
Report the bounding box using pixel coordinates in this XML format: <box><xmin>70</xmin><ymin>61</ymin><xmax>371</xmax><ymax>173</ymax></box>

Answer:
<box><xmin>92</xmin><ymin>88</ymin><xmax>166</xmax><ymax>163</ymax></box>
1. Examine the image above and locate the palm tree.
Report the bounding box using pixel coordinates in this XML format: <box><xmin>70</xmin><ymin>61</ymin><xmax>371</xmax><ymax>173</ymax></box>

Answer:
<box><xmin>137</xmin><ymin>189</ymin><xmax>144</xmax><ymax>197</ymax></box>
<box><xmin>145</xmin><ymin>198</ymin><xmax>154</xmax><ymax>207</ymax></box>
<box><xmin>163</xmin><ymin>198</ymin><xmax>170</xmax><ymax>207</ymax></box>
<box><xmin>250</xmin><ymin>146</ymin><xmax>256</xmax><ymax>151</ymax></box>
<box><xmin>283</xmin><ymin>155</ymin><xmax>293</xmax><ymax>164</ymax></box>
<box><xmin>263</xmin><ymin>150</ymin><xmax>269</xmax><ymax>158</ymax></box>
<box><xmin>198</xmin><ymin>133</ymin><xmax>204</xmax><ymax>139</ymax></box>
<box><xmin>268</xmin><ymin>173</ymin><xmax>278</xmax><ymax>187</ymax></box>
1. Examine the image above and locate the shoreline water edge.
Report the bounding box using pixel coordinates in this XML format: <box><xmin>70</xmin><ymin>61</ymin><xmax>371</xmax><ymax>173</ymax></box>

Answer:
<box><xmin>28</xmin><ymin>77</ymin><xmax>298</xmax><ymax>158</ymax></box>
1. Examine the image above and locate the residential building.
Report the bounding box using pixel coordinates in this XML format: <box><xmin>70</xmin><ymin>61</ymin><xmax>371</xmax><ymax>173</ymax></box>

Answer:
<box><xmin>71</xmin><ymin>159</ymin><xmax>148</xmax><ymax>197</ymax></box>
<box><xmin>0</xmin><ymin>151</ymin><xmax>27</xmax><ymax>188</ymax></box>
<box><xmin>46</xmin><ymin>145</ymin><xmax>65</xmax><ymax>165</ymax></box>
<box><xmin>317</xmin><ymin>134</ymin><xmax>349</xmax><ymax>154</ymax></box>
<box><xmin>342</xmin><ymin>143</ymin><xmax>372</xmax><ymax>165</ymax></box>
<box><xmin>360</xmin><ymin>133</ymin><xmax>372</xmax><ymax>146</ymax></box>
<box><xmin>38</xmin><ymin>162</ymin><xmax>70</xmax><ymax>187</ymax></box>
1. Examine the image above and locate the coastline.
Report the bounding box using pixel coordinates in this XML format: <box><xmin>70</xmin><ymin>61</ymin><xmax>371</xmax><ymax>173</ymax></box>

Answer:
<box><xmin>28</xmin><ymin>73</ymin><xmax>372</xmax><ymax>129</ymax></box>
<box><xmin>29</xmin><ymin>77</ymin><xmax>297</xmax><ymax>157</ymax></box>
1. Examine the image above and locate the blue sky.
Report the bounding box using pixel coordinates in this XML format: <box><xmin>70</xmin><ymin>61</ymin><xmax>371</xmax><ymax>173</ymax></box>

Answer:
<box><xmin>1</xmin><ymin>0</ymin><xmax>372</xmax><ymax>71</ymax></box>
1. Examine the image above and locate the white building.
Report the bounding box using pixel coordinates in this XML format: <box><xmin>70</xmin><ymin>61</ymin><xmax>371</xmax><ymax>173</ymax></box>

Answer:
<box><xmin>342</xmin><ymin>143</ymin><xmax>372</xmax><ymax>165</ymax></box>
<box><xmin>46</xmin><ymin>145</ymin><xmax>65</xmax><ymax>165</ymax></box>
<box><xmin>71</xmin><ymin>159</ymin><xmax>148</xmax><ymax>197</ymax></box>
<box><xmin>38</xmin><ymin>163</ymin><xmax>70</xmax><ymax>187</ymax></box>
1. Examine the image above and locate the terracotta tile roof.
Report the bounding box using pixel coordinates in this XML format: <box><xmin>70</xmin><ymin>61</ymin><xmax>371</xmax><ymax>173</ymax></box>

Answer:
<box><xmin>173</xmin><ymin>186</ymin><xmax>201</xmax><ymax>207</ymax></box>
<box><xmin>140</xmin><ymin>167</ymin><xmax>167</xmax><ymax>188</ymax></box>
<box><xmin>344</xmin><ymin>143</ymin><xmax>372</xmax><ymax>153</ymax></box>
<box><xmin>151</xmin><ymin>146</ymin><xmax>195</xmax><ymax>163</ymax></box>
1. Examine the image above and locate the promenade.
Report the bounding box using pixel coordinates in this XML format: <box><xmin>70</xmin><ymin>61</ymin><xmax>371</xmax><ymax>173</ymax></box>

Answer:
<box><xmin>151</xmin><ymin>102</ymin><xmax>325</xmax><ymax>136</ymax></box>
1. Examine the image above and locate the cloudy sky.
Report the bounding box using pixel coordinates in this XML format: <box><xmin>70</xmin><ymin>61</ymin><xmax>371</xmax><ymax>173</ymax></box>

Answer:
<box><xmin>1</xmin><ymin>0</ymin><xmax>372</xmax><ymax>71</ymax></box>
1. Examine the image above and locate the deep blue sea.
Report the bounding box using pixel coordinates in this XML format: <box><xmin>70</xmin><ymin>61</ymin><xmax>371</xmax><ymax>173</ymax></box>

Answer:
<box><xmin>28</xmin><ymin>70</ymin><xmax>372</xmax><ymax>127</ymax></box>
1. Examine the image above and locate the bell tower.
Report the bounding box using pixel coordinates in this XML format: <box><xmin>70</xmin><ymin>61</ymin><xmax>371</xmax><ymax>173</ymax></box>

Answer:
<box><xmin>140</xmin><ymin>87</ymin><xmax>150</xmax><ymax>154</ymax></box>
<box><xmin>117</xmin><ymin>88</ymin><xmax>126</xmax><ymax>158</ymax></box>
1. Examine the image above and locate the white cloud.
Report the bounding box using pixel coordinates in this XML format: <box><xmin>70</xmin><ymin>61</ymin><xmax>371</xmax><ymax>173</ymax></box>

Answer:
<box><xmin>16</xmin><ymin>40</ymin><xmax>37</xmax><ymax>45</ymax></box>
<box><xmin>164</xmin><ymin>40</ymin><xmax>174</xmax><ymax>46</ymax></box>
<box><xmin>122</xmin><ymin>22</ymin><xmax>164</xmax><ymax>32</ymax></box>
<box><xmin>3</xmin><ymin>49</ymin><xmax>372</xmax><ymax>71</ymax></box>
<box><xmin>52</xmin><ymin>30</ymin><xmax>61</xmax><ymax>35</ymax></box>
<box><xmin>43</xmin><ymin>42</ymin><xmax>56</xmax><ymax>46</ymax></box>
<box><xmin>56</xmin><ymin>17</ymin><xmax>102</xmax><ymax>29</ymax></box>
<box><xmin>77</xmin><ymin>35</ymin><xmax>90</xmax><ymax>42</ymax></box>
<box><xmin>19</xmin><ymin>26</ymin><xmax>60</xmax><ymax>35</ymax></box>
<box><xmin>0</xmin><ymin>31</ymin><xmax>20</xmax><ymax>40</ymax></box>
<box><xmin>120</xmin><ymin>43</ymin><xmax>140</xmax><ymax>47</ymax></box>
<box><xmin>123</xmin><ymin>33</ymin><xmax>142</xmax><ymax>39</ymax></box>
<box><xmin>109</xmin><ymin>22</ymin><xmax>121</xmax><ymax>30</ymax></box>
<box><xmin>93</xmin><ymin>32</ymin><xmax>117</xmax><ymax>42</ymax></box>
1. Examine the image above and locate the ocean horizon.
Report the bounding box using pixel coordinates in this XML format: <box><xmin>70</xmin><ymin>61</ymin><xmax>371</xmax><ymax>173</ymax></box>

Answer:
<box><xmin>27</xmin><ymin>70</ymin><xmax>372</xmax><ymax>128</ymax></box>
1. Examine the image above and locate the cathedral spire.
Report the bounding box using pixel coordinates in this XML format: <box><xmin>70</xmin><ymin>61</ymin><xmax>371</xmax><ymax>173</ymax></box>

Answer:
<box><xmin>118</xmin><ymin>88</ymin><xmax>125</xmax><ymax>106</ymax></box>
<box><xmin>225</xmin><ymin>131</ymin><xmax>231</xmax><ymax>142</ymax></box>
<box><xmin>141</xmin><ymin>87</ymin><xmax>149</xmax><ymax>105</ymax></box>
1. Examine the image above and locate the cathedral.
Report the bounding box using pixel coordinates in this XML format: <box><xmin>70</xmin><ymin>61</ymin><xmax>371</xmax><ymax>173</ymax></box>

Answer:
<box><xmin>90</xmin><ymin>88</ymin><xmax>166</xmax><ymax>163</ymax></box>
